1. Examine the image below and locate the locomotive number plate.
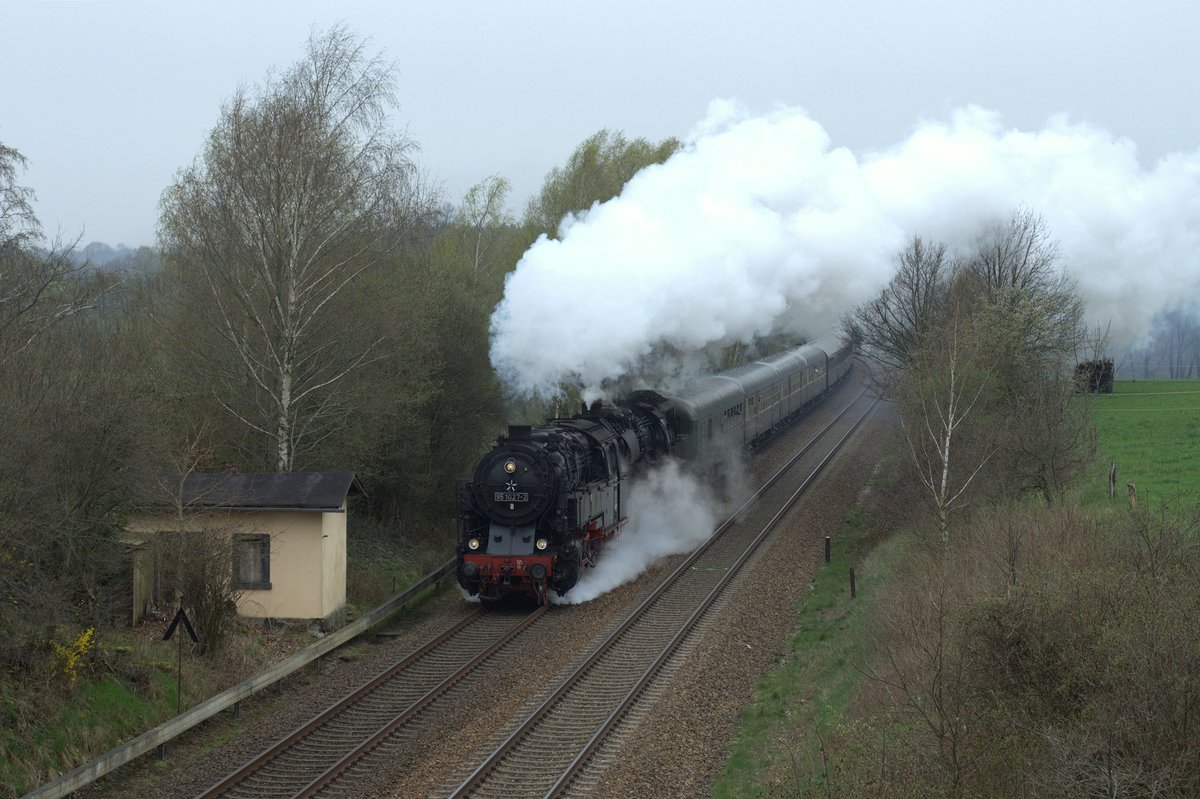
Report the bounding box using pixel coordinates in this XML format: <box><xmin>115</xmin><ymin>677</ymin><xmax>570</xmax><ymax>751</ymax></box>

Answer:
<box><xmin>494</xmin><ymin>491</ymin><xmax>529</xmax><ymax>503</ymax></box>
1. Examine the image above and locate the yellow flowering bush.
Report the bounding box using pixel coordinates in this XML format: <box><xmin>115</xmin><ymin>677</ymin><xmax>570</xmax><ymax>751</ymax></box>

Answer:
<box><xmin>51</xmin><ymin>627</ymin><xmax>95</xmax><ymax>683</ymax></box>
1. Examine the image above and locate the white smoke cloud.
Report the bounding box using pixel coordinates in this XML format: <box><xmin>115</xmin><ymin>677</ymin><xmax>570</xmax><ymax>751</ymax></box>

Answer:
<box><xmin>491</xmin><ymin>100</ymin><xmax>1200</xmax><ymax>398</ymax></box>
<box><xmin>551</xmin><ymin>459</ymin><xmax>733</xmax><ymax>605</ymax></box>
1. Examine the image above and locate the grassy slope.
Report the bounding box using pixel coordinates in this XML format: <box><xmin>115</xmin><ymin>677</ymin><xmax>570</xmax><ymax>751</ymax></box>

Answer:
<box><xmin>714</xmin><ymin>508</ymin><xmax>896</xmax><ymax>798</ymax></box>
<box><xmin>0</xmin><ymin>626</ymin><xmax>302</xmax><ymax>798</ymax></box>
<box><xmin>716</xmin><ymin>380</ymin><xmax>1200</xmax><ymax>797</ymax></box>
<box><xmin>2</xmin><ymin>522</ymin><xmax>444</xmax><ymax>799</ymax></box>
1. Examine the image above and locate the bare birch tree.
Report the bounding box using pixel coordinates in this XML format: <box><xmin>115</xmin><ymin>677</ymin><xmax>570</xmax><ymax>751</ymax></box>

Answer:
<box><xmin>900</xmin><ymin>308</ymin><xmax>997</xmax><ymax>542</ymax></box>
<box><xmin>1141</xmin><ymin>308</ymin><xmax>1200</xmax><ymax>378</ymax></box>
<box><xmin>850</xmin><ymin>213</ymin><xmax>1091</xmax><ymax>519</ymax></box>
<box><xmin>159</xmin><ymin>25</ymin><xmax>418</xmax><ymax>471</ymax></box>
<box><xmin>458</xmin><ymin>175</ymin><xmax>512</xmax><ymax>275</ymax></box>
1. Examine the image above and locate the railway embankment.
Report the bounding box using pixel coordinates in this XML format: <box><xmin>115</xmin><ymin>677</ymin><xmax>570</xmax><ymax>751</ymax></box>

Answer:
<box><xmin>713</xmin><ymin>379</ymin><xmax>1200</xmax><ymax>798</ymax></box>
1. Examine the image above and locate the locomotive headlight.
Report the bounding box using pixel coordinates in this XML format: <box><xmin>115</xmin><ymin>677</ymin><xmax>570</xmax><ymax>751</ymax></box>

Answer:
<box><xmin>535</xmin><ymin>537</ymin><xmax>549</xmax><ymax>551</ymax></box>
<box><xmin>467</xmin><ymin>537</ymin><xmax>481</xmax><ymax>551</ymax></box>
<box><xmin>504</xmin><ymin>459</ymin><xmax>517</xmax><ymax>474</ymax></box>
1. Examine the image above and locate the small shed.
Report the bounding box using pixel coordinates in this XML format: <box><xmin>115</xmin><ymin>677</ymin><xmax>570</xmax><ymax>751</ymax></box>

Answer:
<box><xmin>126</xmin><ymin>471</ymin><xmax>361</xmax><ymax>630</ymax></box>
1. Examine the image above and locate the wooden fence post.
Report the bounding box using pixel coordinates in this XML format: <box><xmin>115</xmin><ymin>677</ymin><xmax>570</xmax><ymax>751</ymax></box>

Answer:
<box><xmin>1127</xmin><ymin>482</ymin><xmax>1137</xmax><ymax>511</ymax></box>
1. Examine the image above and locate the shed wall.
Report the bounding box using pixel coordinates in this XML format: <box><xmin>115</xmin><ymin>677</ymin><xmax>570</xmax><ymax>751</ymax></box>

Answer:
<box><xmin>126</xmin><ymin>508</ymin><xmax>345</xmax><ymax>624</ymax></box>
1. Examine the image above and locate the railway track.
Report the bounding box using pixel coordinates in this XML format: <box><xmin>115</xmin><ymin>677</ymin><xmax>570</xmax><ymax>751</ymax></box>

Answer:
<box><xmin>191</xmin><ymin>379</ymin><xmax>873</xmax><ymax>799</ymax></box>
<box><xmin>438</xmin><ymin>387</ymin><xmax>878</xmax><ymax>798</ymax></box>
<box><xmin>194</xmin><ymin>604</ymin><xmax>546</xmax><ymax>799</ymax></box>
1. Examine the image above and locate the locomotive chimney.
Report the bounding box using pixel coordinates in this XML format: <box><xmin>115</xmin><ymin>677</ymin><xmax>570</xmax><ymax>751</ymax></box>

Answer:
<box><xmin>508</xmin><ymin>425</ymin><xmax>532</xmax><ymax>439</ymax></box>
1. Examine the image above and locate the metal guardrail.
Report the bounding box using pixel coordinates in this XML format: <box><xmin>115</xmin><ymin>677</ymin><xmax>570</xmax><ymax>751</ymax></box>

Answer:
<box><xmin>21</xmin><ymin>558</ymin><xmax>457</xmax><ymax>799</ymax></box>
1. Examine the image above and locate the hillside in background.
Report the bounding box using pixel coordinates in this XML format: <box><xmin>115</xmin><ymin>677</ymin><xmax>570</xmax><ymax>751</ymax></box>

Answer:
<box><xmin>74</xmin><ymin>242</ymin><xmax>160</xmax><ymax>273</ymax></box>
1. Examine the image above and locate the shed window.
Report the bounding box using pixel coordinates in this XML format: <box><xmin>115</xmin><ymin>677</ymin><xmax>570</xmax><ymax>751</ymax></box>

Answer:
<box><xmin>233</xmin><ymin>534</ymin><xmax>271</xmax><ymax>590</ymax></box>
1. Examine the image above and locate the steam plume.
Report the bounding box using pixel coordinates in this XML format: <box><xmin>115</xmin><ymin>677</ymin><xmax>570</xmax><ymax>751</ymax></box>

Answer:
<box><xmin>491</xmin><ymin>101</ymin><xmax>1200</xmax><ymax>398</ymax></box>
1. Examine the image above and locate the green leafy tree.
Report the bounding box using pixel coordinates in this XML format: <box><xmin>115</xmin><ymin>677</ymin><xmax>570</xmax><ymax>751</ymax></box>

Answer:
<box><xmin>524</xmin><ymin>129</ymin><xmax>680</xmax><ymax>239</ymax></box>
<box><xmin>0</xmin><ymin>143</ymin><xmax>38</xmax><ymax>251</ymax></box>
<box><xmin>965</xmin><ymin>210</ymin><xmax>1089</xmax><ymax>502</ymax></box>
<box><xmin>0</xmin><ymin>146</ymin><xmax>140</xmax><ymax>670</ymax></box>
<box><xmin>0</xmin><ymin>308</ymin><xmax>151</xmax><ymax>668</ymax></box>
<box><xmin>505</xmin><ymin>130</ymin><xmax>681</xmax><ymax>419</ymax></box>
<box><xmin>345</xmin><ymin>179</ymin><xmax>515</xmax><ymax>525</ymax></box>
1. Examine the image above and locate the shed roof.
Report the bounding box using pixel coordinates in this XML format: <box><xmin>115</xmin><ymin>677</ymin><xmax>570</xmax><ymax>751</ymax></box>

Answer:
<box><xmin>177</xmin><ymin>471</ymin><xmax>360</xmax><ymax>512</ymax></box>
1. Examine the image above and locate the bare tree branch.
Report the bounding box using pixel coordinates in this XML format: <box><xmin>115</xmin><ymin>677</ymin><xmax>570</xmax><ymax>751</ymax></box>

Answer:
<box><xmin>159</xmin><ymin>25</ymin><xmax>420</xmax><ymax>471</ymax></box>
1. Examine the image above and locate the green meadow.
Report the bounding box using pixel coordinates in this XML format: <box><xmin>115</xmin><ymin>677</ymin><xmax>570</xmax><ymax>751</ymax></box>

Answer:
<box><xmin>1086</xmin><ymin>380</ymin><xmax>1200</xmax><ymax>506</ymax></box>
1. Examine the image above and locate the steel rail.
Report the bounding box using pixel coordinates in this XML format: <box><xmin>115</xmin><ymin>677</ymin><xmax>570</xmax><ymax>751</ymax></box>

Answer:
<box><xmin>196</xmin><ymin>604</ymin><xmax>546</xmax><ymax>799</ymax></box>
<box><xmin>446</xmin><ymin>387</ymin><xmax>874</xmax><ymax>798</ymax></box>
<box><xmin>292</xmin><ymin>604</ymin><xmax>549</xmax><ymax>798</ymax></box>
<box><xmin>196</xmin><ymin>608</ymin><xmax>484</xmax><ymax>798</ymax></box>
<box><xmin>544</xmin><ymin>394</ymin><xmax>879</xmax><ymax>797</ymax></box>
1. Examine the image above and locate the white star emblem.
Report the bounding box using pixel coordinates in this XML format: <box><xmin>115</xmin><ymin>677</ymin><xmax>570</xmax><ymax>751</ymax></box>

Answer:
<box><xmin>505</xmin><ymin>480</ymin><xmax>517</xmax><ymax>492</ymax></box>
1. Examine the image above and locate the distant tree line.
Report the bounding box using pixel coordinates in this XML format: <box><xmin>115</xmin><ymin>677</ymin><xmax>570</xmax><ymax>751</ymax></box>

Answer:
<box><xmin>1124</xmin><ymin>307</ymin><xmax>1200</xmax><ymax>378</ymax></box>
<box><xmin>73</xmin><ymin>242</ymin><xmax>160</xmax><ymax>273</ymax></box>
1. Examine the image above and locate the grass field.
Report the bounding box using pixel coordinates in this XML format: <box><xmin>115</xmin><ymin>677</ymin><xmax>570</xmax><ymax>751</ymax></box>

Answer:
<box><xmin>1085</xmin><ymin>380</ymin><xmax>1200</xmax><ymax>506</ymax></box>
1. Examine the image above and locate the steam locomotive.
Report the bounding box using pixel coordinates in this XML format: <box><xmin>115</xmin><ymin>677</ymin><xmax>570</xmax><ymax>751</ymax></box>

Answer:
<box><xmin>457</xmin><ymin>333</ymin><xmax>852</xmax><ymax>603</ymax></box>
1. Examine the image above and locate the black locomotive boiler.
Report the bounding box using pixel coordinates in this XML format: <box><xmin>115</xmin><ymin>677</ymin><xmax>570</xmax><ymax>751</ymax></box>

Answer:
<box><xmin>456</xmin><ymin>395</ymin><xmax>676</xmax><ymax>602</ymax></box>
<box><xmin>456</xmin><ymin>333</ymin><xmax>852</xmax><ymax>603</ymax></box>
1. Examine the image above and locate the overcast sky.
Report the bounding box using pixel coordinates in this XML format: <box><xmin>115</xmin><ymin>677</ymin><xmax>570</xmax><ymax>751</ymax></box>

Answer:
<box><xmin>3</xmin><ymin>0</ymin><xmax>1198</xmax><ymax>248</ymax></box>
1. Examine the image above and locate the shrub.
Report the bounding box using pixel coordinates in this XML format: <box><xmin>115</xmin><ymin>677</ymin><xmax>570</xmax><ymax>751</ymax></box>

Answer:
<box><xmin>839</xmin><ymin>500</ymin><xmax>1200</xmax><ymax>798</ymax></box>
